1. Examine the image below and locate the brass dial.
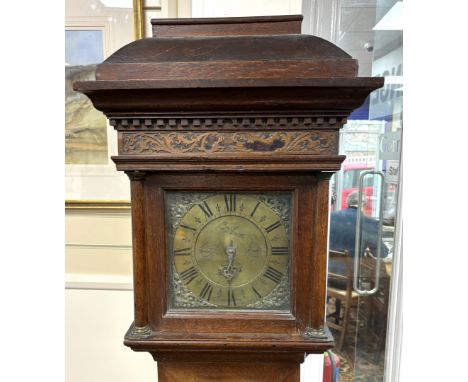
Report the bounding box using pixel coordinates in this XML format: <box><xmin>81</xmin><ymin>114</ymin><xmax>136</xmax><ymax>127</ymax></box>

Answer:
<box><xmin>172</xmin><ymin>193</ymin><xmax>290</xmax><ymax>308</ymax></box>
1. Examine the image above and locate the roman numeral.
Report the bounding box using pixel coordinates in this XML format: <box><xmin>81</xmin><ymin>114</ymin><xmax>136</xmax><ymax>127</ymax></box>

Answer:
<box><xmin>252</xmin><ymin>286</ymin><xmax>262</xmax><ymax>299</ymax></box>
<box><xmin>265</xmin><ymin>221</ymin><xmax>282</xmax><ymax>233</ymax></box>
<box><xmin>264</xmin><ymin>266</ymin><xmax>283</xmax><ymax>284</ymax></box>
<box><xmin>199</xmin><ymin>283</ymin><xmax>213</xmax><ymax>301</ymax></box>
<box><xmin>198</xmin><ymin>201</ymin><xmax>213</xmax><ymax>218</ymax></box>
<box><xmin>174</xmin><ymin>247</ymin><xmax>191</xmax><ymax>256</ymax></box>
<box><xmin>224</xmin><ymin>194</ymin><xmax>236</xmax><ymax>212</ymax></box>
<box><xmin>227</xmin><ymin>289</ymin><xmax>236</xmax><ymax>307</ymax></box>
<box><xmin>179</xmin><ymin>267</ymin><xmax>198</xmax><ymax>285</ymax></box>
<box><xmin>250</xmin><ymin>201</ymin><xmax>260</xmax><ymax>217</ymax></box>
<box><xmin>272</xmin><ymin>247</ymin><xmax>289</xmax><ymax>256</ymax></box>
<box><xmin>180</xmin><ymin>224</ymin><xmax>196</xmax><ymax>231</ymax></box>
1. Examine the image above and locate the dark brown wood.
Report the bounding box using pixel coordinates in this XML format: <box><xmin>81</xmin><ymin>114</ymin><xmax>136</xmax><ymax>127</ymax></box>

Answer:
<box><xmin>311</xmin><ymin>173</ymin><xmax>332</xmax><ymax>329</ymax></box>
<box><xmin>73</xmin><ymin>14</ymin><xmax>384</xmax><ymax>381</ymax></box>
<box><xmin>127</xmin><ymin>171</ymin><xmax>149</xmax><ymax>331</ymax></box>
<box><xmin>74</xmin><ymin>82</ymin><xmax>380</xmax><ymax>114</ymax></box>
<box><xmin>157</xmin><ymin>361</ymin><xmax>300</xmax><ymax>382</ymax></box>
<box><xmin>120</xmin><ymin>173</ymin><xmax>334</xmax><ymax>378</ymax></box>
<box><xmin>104</xmin><ymin>34</ymin><xmax>349</xmax><ymax>64</ymax></box>
<box><xmin>133</xmin><ymin>173</ymin><xmax>330</xmax><ymax>335</ymax></box>
<box><xmin>96</xmin><ymin>60</ymin><xmax>357</xmax><ymax>81</ymax></box>
<box><xmin>112</xmin><ymin>155</ymin><xmax>346</xmax><ymax>173</ymax></box>
<box><xmin>151</xmin><ymin>15</ymin><xmax>303</xmax><ymax>37</ymax></box>
<box><xmin>126</xmin><ymin>334</ymin><xmax>332</xmax><ymax>362</ymax></box>
<box><xmin>96</xmin><ymin>34</ymin><xmax>356</xmax><ymax>81</ymax></box>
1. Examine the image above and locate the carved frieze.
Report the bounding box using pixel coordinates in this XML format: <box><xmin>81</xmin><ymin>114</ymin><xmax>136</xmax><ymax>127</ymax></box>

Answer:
<box><xmin>120</xmin><ymin>131</ymin><xmax>337</xmax><ymax>155</ymax></box>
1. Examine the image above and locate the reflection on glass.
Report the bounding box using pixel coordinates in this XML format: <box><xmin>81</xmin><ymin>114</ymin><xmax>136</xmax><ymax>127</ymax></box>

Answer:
<box><xmin>327</xmin><ymin>0</ymin><xmax>402</xmax><ymax>380</ymax></box>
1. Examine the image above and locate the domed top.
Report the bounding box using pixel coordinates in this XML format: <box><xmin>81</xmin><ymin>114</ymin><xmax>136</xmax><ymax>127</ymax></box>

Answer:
<box><xmin>95</xmin><ymin>15</ymin><xmax>357</xmax><ymax>82</ymax></box>
<box><xmin>96</xmin><ymin>34</ymin><xmax>356</xmax><ymax>82</ymax></box>
<box><xmin>103</xmin><ymin>34</ymin><xmax>351</xmax><ymax>64</ymax></box>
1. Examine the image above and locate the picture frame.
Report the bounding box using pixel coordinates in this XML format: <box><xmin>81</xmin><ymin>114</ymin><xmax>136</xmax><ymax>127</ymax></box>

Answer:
<box><xmin>65</xmin><ymin>13</ymin><xmax>134</xmax><ymax>207</ymax></box>
<box><xmin>133</xmin><ymin>1</ymin><xmax>191</xmax><ymax>39</ymax></box>
<box><xmin>65</xmin><ymin>1</ymin><xmax>190</xmax><ymax>209</ymax></box>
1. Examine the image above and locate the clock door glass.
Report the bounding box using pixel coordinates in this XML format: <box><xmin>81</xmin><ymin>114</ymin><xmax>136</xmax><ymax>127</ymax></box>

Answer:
<box><xmin>166</xmin><ymin>192</ymin><xmax>292</xmax><ymax>311</ymax></box>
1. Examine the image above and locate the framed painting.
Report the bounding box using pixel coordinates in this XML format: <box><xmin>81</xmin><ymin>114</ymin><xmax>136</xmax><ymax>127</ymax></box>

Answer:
<box><xmin>65</xmin><ymin>1</ymin><xmax>190</xmax><ymax>209</ymax></box>
<box><xmin>65</xmin><ymin>11</ymin><xmax>134</xmax><ymax>208</ymax></box>
<box><xmin>65</xmin><ymin>28</ymin><xmax>108</xmax><ymax>166</ymax></box>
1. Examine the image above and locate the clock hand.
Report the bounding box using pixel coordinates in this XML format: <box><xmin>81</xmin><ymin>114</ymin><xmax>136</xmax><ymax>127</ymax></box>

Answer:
<box><xmin>226</xmin><ymin>240</ymin><xmax>236</xmax><ymax>271</ymax></box>
<box><xmin>218</xmin><ymin>240</ymin><xmax>242</xmax><ymax>283</ymax></box>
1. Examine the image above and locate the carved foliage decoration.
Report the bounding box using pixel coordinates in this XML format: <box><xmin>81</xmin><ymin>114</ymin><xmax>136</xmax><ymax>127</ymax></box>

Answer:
<box><xmin>121</xmin><ymin>131</ymin><xmax>337</xmax><ymax>155</ymax></box>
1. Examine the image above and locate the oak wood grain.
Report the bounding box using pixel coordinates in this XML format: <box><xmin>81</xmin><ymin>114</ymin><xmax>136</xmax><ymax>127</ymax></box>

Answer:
<box><xmin>127</xmin><ymin>171</ymin><xmax>148</xmax><ymax>328</ymax></box>
<box><xmin>151</xmin><ymin>15</ymin><xmax>303</xmax><ymax>37</ymax></box>
<box><xmin>157</xmin><ymin>361</ymin><xmax>300</xmax><ymax>382</ymax></box>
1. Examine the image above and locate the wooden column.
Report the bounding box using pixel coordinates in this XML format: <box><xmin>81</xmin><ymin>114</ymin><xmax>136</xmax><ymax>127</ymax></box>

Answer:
<box><xmin>126</xmin><ymin>170</ymin><xmax>150</xmax><ymax>335</ymax></box>
<box><xmin>311</xmin><ymin>173</ymin><xmax>332</xmax><ymax>330</ymax></box>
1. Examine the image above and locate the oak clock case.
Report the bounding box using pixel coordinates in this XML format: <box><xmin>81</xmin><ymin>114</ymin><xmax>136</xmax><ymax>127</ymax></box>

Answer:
<box><xmin>167</xmin><ymin>191</ymin><xmax>291</xmax><ymax>311</ymax></box>
<box><xmin>140</xmin><ymin>173</ymin><xmax>322</xmax><ymax>337</ymax></box>
<box><xmin>73</xmin><ymin>14</ymin><xmax>384</xmax><ymax>382</ymax></box>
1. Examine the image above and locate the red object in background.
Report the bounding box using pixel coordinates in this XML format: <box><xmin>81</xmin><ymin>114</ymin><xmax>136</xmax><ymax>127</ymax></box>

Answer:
<box><xmin>341</xmin><ymin>185</ymin><xmax>373</xmax><ymax>216</ymax></box>
<box><xmin>341</xmin><ymin>165</ymin><xmax>375</xmax><ymax>216</ymax></box>
<box><xmin>323</xmin><ymin>352</ymin><xmax>340</xmax><ymax>382</ymax></box>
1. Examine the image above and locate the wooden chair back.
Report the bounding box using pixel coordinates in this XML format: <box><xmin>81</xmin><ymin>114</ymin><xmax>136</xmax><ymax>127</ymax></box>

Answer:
<box><xmin>328</xmin><ymin>249</ymin><xmax>353</xmax><ymax>293</ymax></box>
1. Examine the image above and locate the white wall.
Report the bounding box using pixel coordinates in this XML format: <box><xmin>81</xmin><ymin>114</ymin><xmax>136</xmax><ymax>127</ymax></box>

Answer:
<box><xmin>66</xmin><ymin>288</ymin><xmax>156</xmax><ymax>382</ymax></box>
<box><xmin>65</xmin><ymin>209</ymin><xmax>132</xmax><ymax>278</ymax></box>
<box><xmin>192</xmin><ymin>0</ymin><xmax>302</xmax><ymax>17</ymax></box>
<box><xmin>65</xmin><ymin>207</ymin><xmax>151</xmax><ymax>381</ymax></box>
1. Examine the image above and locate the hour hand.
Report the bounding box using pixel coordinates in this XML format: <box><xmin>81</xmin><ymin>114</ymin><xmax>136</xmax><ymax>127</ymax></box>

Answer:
<box><xmin>226</xmin><ymin>240</ymin><xmax>236</xmax><ymax>270</ymax></box>
<box><xmin>218</xmin><ymin>240</ymin><xmax>241</xmax><ymax>282</ymax></box>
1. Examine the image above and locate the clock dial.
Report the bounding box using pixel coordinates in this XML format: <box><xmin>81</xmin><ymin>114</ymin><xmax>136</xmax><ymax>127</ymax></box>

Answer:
<box><xmin>167</xmin><ymin>192</ymin><xmax>291</xmax><ymax>310</ymax></box>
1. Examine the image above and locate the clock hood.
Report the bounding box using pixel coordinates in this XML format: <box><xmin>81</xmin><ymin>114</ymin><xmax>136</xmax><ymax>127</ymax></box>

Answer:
<box><xmin>72</xmin><ymin>15</ymin><xmax>383</xmax><ymax>173</ymax></box>
<box><xmin>73</xmin><ymin>14</ymin><xmax>383</xmax><ymax>114</ymax></box>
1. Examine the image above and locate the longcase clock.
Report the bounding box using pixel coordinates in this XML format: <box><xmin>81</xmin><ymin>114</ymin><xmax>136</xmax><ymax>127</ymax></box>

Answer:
<box><xmin>75</xmin><ymin>15</ymin><xmax>383</xmax><ymax>382</ymax></box>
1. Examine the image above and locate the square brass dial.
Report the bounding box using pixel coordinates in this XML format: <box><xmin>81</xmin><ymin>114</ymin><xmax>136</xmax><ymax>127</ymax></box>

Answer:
<box><xmin>166</xmin><ymin>192</ymin><xmax>292</xmax><ymax>311</ymax></box>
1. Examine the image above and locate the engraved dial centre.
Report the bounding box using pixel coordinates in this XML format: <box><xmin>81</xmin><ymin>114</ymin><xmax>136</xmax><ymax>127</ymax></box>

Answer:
<box><xmin>195</xmin><ymin>215</ymin><xmax>268</xmax><ymax>288</ymax></box>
